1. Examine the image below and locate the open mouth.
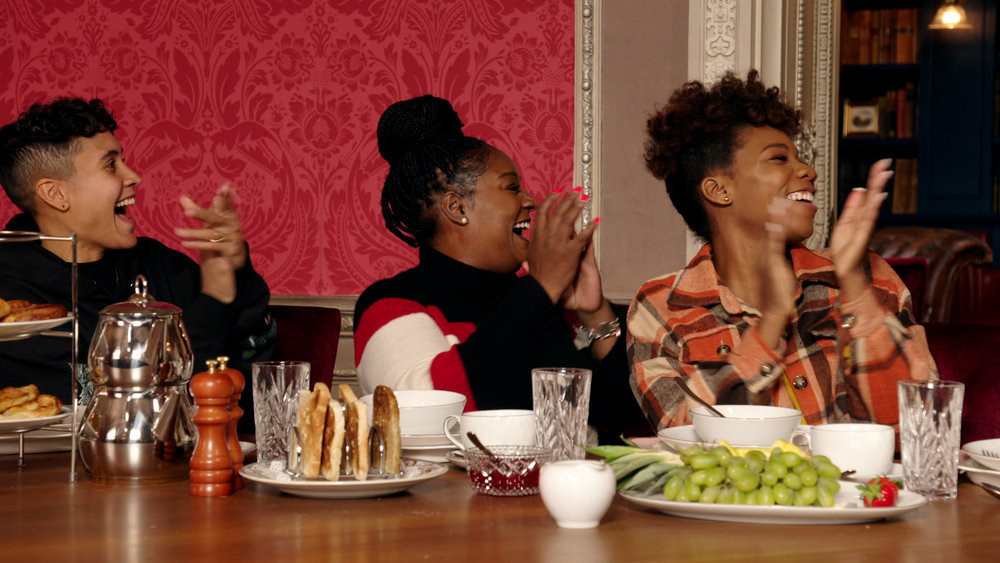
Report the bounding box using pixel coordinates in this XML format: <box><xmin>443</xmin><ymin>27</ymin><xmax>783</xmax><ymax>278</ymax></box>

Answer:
<box><xmin>115</xmin><ymin>196</ymin><xmax>135</xmax><ymax>215</ymax></box>
<box><xmin>787</xmin><ymin>191</ymin><xmax>814</xmax><ymax>203</ymax></box>
<box><xmin>513</xmin><ymin>220</ymin><xmax>531</xmax><ymax>239</ymax></box>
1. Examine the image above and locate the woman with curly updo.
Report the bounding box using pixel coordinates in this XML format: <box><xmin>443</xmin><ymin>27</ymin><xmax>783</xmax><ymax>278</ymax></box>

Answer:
<box><xmin>354</xmin><ymin>95</ymin><xmax>646</xmax><ymax>439</ymax></box>
<box><xmin>628</xmin><ymin>71</ymin><xmax>936</xmax><ymax>430</ymax></box>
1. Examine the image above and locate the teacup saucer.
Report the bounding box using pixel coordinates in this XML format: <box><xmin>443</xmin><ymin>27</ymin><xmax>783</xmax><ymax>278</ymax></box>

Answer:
<box><xmin>401</xmin><ymin>444</ymin><xmax>453</xmax><ymax>463</ymax></box>
<box><xmin>841</xmin><ymin>463</ymin><xmax>904</xmax><ymax>484</ymax></box>
<box><xmin>445</xmin><ymin>449</ymin><xmax>467</xmax><ymax>470</ymax></box>
<box><xmin>401</xmin><ymin>433</ymin><xmax>453</xmax><ymax>448</ymax></box>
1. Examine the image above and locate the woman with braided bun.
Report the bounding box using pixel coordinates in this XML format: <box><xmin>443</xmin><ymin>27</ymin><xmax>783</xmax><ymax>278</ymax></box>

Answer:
<box><xmin>354</xmin><ymin>95</ymin><xmax>647</xmax><ymax>440</ymax></box>
<box><xmin>628</xmin><ymin>70</ymin><xmax>936</xmax><ymax>432</ymax></box>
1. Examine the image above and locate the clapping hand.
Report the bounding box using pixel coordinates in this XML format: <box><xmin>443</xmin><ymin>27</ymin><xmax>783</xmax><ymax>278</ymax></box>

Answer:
<box><xmin>524</xmin><ymin>188</ymin><xmax>599</xmax><ymax>308</ymax></box>
<box><xmin>830</xmin><ymin>158</ymin><xmax>892</xmax><ymax>300</ymax></box>
<box><xmin>173</xmin><ymin>183</ymin><xmax>248</xmax><ymax>303</ymax></box>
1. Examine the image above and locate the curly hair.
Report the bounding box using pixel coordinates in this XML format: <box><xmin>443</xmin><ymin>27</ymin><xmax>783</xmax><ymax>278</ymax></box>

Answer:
<box><xmin>377</xmin><ymin>95</ymin><xmax>491</xmax><ymax>247</ymax></box>
<box><xmin>644</xmin><ymin>70</ymin><xmax>802</xmax><ymax>243</ymax></box>
<box><xmin>0</xmin><ymin>98</ymin><xmax>118</xmax><ymax>214</ymax></box>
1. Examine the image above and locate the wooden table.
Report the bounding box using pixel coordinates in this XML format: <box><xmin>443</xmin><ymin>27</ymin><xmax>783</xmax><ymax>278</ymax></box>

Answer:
<box><xmin>2</xmin><ymin>452</ymin><xmax>998</xmax><ymax>562</ymax></box>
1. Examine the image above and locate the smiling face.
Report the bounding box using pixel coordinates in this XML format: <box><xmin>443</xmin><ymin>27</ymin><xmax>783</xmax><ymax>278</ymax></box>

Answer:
<box><xmin>721</xmin><ymin>125</ymin><xmax>817</xmax><ymax>242</ymax></box>
<box><xmin>459</xmin><ymin>149</ymin><xmax>536</xmax><ymax>273</ymax></box>
<box><xmin>54</xmin><ymin>131</ymin><xmax>141</xmax><ymax>260</ymax></box>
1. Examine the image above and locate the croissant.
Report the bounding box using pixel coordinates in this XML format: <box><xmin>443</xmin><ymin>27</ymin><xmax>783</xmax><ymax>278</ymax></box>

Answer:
<box><xmin>2</xmin><ymin>303</ymin><xmax>68</xmax><ymax>322</ymax></box>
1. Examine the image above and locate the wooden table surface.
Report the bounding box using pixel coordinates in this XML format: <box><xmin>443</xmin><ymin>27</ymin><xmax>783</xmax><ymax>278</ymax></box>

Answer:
<box><xmin>2</xmin><ymin>452</ymin><xmax>998</xmax><ymax>562</ymax></box>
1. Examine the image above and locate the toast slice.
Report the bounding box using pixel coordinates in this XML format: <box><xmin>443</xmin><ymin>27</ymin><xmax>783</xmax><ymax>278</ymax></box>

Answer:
<box><xmin>342</xmin><ymin>392</ymin><xmax>369</xmax><ymax>480</ymax></box>
<box><xmin>295</xmin><ymin>383</ymin><xmax>330</xmax><ymax>478</ymax></box>
<box><xmin>321</xmin><ymin>397</ymin><xmax>345</xmax><ymax>480</ymax></box>
<box><xmin>372</xmin><ymin>385</ymin><xmax>401</xmax><ymax>474</ymax></box>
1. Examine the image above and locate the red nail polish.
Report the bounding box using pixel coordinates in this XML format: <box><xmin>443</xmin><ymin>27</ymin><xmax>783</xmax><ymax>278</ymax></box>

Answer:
<box><xmin>580</xmin><ymin>194</ymin><xmax>590</xmax><ymax>202</ymax></box>
<box><xmin>592</xmin><ymin>217</ymin><xmax>601</xmax><ymax>224</ymax></box>
<box><xmin>572</xmin><ymin>186</ymin><xmax>583</xmax><ymax>192</ymax></box>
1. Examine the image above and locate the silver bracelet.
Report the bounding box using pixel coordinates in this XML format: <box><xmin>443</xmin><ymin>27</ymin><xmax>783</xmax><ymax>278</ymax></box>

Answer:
<box><xmin>573</xmin><ymin>317</ymin><xmax>622</xmax><ymax>349</ymax></box>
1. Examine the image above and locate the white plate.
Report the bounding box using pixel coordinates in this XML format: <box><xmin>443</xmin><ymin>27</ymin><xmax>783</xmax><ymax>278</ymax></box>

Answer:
<box><xmin>959</xmin><ymin>452</ymin><xmax>1000</xmax><ymax>488</ymax></box>
<box><xmin>0</xmin><ymin>423</ymin><xmax>73</xmax><ymax>454</ymax></box>
<box><xmin>621</xmin><ymin>482</ymin><xmax>927</xmax><ymax>525</ymax></box>
<box><xmin>657</xmin><ymin>425</ymin><xmax>810</xmax><ymax>451</ymax></box>
<box><xmin>445</xmin><ymin>449</ymin><xmax>467</xmax><ymax>470</ymax></box>
<box><xmin>0</xmin><ymin>315</ymin><xmax>72</xmax><ymax>341</ymax></box>
<box><xmin>401</xmin><ymin>432</ymin><xmax>453</xmax><ymax>448</ymax></box>
<box><xmin>0</xmin><ymin>406</ymin><xmax>72</xmax><ymax>433</ymax></box>
<box><xmin>961</xmin><ymin>439</ymin><xmax>1000</xmax><ymax>471</ymax></box>
<box><xmin>240</xmin><ymin>458</ymin><xmax>447</xmax><ymax>499</ymax></box>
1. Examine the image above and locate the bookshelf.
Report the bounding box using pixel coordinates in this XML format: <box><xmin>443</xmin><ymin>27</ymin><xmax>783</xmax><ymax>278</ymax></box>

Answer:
<box><xmin>837</xmin><ymin>0</ymin><xmax>1000</xmax><ymax>262</ymax></box>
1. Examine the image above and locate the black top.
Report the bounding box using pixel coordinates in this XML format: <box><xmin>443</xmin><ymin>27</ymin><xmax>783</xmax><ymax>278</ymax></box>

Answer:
<box><xmin>0</xmin><ymin>214</ymin><xmax>274</xmax><ymax>415</ymax></box>
<box><xmin>355</xmin><ymin>246</ymin><xmax>649</xmax><ymax>441</ymax></box>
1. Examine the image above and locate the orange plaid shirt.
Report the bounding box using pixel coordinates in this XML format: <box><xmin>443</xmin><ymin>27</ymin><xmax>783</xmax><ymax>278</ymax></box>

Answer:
<box><xmin>627</xmin><ymin>243</ymin><xmax>937</xmax><ymax>430</ymax></box>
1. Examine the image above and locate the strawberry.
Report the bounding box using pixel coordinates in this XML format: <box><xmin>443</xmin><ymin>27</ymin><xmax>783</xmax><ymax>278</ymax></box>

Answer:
<box><xmin>857</xmin><ymin>476</ymin><xmax>899</xmax><ymax>507</ymax></box>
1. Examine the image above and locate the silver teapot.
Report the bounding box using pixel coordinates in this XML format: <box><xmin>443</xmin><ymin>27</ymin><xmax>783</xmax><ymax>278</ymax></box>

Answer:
<box><xmin>79</xmin><ymin>274</ymin><xmax>196</xmax><ymax>481</ymax></box>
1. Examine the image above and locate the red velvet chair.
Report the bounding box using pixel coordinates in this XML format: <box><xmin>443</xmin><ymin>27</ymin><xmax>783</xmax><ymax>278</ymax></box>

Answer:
<box><xmin>884</xmin><ymin>256</ymin><xmax>928</xmax><ymax>322</ymax></box>
<box><xmin>269</xmin><ymin>305</ymin><xmax>341</xmax><ymax>389</ymax></box>
<box><xmin>924</xmin><ymin>322</ymin><xmax>1000</xmax><ymax>444</ymax></box>
<box><xmin>870</xmin><ymin>227</ymin><xmax>993</xmax><ymax>322</ymax></box>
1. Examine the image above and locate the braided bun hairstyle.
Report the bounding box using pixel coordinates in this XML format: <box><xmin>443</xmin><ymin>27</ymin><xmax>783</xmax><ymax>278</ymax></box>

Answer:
<box><xmin>377</xmin><ymin>95</ymin><xmax>489</xmax><ymax>247</ymax></box>
<box><xmin>643</xmin><ymin>70</ymin><xmax>801</xmax><ymax>243</ymax></box>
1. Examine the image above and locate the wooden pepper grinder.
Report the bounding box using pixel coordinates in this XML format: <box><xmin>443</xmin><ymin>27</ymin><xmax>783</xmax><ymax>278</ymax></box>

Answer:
<box><xmin>216</xmin><ymin>355</ymin><xmax>245</xmax><ymax>490</ymax></box>
<box><xmin>189</xmin><ymin>359</ymin><xmax>234</xmax><ymax>497</ymax></box>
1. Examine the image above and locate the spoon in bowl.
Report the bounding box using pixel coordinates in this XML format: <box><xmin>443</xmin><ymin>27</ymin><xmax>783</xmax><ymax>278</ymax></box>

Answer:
<box><xmin>467</xmin><ymin>432</ymin><xmax>511</xmax><ymax>476</ymax></box>
<box><xmin>673</xmin><ymin>378</ymin><xmax>726</xmax><ymax>417</ymax></box>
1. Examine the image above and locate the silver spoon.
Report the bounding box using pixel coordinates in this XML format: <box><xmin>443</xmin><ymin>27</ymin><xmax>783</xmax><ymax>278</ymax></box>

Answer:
<box><xmin>673</xmin><ymin>378</ymin><xmax>726</xmax><ymax>417</ymax></box>
<box><xmin>980</xmin><ymin>481</ymin><xmax>1000</xmax><ymax>500</ymax></box>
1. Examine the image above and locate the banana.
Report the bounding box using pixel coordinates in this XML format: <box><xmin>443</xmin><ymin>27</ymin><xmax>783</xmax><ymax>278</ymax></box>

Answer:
<box><xmin>718</xmin><ymin>439</ymin><xmax>806</xmax><ymax>458</ymax></box>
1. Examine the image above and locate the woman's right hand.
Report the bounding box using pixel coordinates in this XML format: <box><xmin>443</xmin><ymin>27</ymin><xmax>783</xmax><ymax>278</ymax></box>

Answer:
<box><xmin>756</xmin><ymin>199</ymin><xmax>798</xmax><ymax>349</ymax></box>
<box><xmin>526</xmin><ymin>188</ymin><xmax>598</xmax><ymax>305</ymax></box>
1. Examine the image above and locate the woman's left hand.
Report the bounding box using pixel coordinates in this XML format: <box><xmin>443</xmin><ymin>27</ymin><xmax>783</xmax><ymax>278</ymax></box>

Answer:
<box><xmin>829</xmin><ymin>159</ymin><xmax>892</xmax><ymax>299</ymax></box>
<box><xmin>173</xmin><ymin>183</ymin><xmax>248</xmax><ymax>303</ymax></box>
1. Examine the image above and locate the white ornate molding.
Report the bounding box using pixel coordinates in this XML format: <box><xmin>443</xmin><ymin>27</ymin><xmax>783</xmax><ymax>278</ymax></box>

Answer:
<box><xmin>801</xmin><ymin>0</ymin><xmax>838</xmax><ymax>249</ymax></box>
<box><xmin>575</xmin><ymin>0</ymin><xmax>597</xmax><ymax>227</ymax></box>
<box><xmin>703</xmin><ymin>0</ymin><xmax>738</xmax><ymax>82</ymax></box>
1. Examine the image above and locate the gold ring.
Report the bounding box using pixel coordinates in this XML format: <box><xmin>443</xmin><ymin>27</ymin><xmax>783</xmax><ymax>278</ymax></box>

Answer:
<box><xmin>209</xmin><ymin>232</ymin><xmax>227</xmax><ymax>243</ymax></box>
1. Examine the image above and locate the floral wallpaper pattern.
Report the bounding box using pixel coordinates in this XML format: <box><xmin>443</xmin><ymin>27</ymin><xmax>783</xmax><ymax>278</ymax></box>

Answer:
<box><xmin>0</xmin><ymin>0</ymin><xmax>575</xmax><ymax>296</ymax></box>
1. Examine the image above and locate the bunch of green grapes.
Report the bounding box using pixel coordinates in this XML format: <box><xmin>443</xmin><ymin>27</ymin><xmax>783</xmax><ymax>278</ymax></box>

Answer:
<box><xmin>663</xmin><ymin>445</ymin><xmax>842</xmax><ymax>507</ymax></box>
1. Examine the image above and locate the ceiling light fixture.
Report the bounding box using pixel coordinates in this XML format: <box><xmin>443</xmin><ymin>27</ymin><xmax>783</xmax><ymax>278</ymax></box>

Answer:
<box><xmin>929</xmin><ymin>0</ymin><xmax>971</xmax><ymax>30</ymax></box>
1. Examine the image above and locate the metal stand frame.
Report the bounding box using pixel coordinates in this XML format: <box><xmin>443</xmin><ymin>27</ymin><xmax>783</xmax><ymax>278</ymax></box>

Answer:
<box><xmin>0</xmin><ymin>230</ymin><xmax>79</xmax><ymax>482</ymax></box>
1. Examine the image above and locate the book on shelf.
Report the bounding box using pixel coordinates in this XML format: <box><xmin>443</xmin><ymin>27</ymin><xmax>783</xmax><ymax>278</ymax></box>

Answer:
<box><xmin>892</xmin><ymin>158</ymin><xmax>918</xmax><ymax>214</ymax></box>
<box><xmin>841</xmin><ymin>7</ymin><xmax>919</xmax><ymax>65</ymax></box>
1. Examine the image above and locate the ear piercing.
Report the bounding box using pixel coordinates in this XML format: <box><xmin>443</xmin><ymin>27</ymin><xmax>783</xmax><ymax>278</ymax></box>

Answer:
<box><xmin>460</xmin><ymin>217</ymin><xmax>468</xmax><ymax>225</ymax></box>
<box><xmin>723</xmin><ymin>196</ymin><xmax>731</xmax><ymax>203</ymax></box>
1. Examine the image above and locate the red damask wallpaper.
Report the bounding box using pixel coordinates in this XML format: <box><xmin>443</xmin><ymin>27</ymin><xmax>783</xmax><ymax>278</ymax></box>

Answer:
<box><xmin>0</xmin><ymin>0</ymin><xmax>575</xmax><ymax>296</ymax></box>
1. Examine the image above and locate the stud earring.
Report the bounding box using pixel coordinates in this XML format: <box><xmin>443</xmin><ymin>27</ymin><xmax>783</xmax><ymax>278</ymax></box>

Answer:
<box><xmin>723</xmin><ymin>196</ymin><xmax>731</xmax><ymax>203</ymax></box>
<box><xmin>460</xmin><ymin>217</ymin><xmax>468</xmax><ymax>225</ymax></box>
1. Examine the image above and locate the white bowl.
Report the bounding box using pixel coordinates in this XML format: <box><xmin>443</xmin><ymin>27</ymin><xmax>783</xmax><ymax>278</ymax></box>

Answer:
<box><xmin>690</xmin><ymin>405</ymin><xmax>802</xmax><ymax>447</ymax></box>
<box><xmin>359</xmin><ymin>389</ymin><xmax>467</xmax><ymax>436</ymax></box>
<box><xmin>961</xmin><ymin>439</ymin><xmax>1000</xmax><ymax>471</ymax></box>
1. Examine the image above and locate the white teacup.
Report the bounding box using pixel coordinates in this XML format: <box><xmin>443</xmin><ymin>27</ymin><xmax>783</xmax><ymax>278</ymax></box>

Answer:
<box><xmin>443</xmin><ymin>409</ymin><xmax>536</xmax><ymax>451</ymax></box>
<box><xmin>803</xmin><ymin>423</ymin><xmax>895</xmax><ymax>476</ymax></box>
